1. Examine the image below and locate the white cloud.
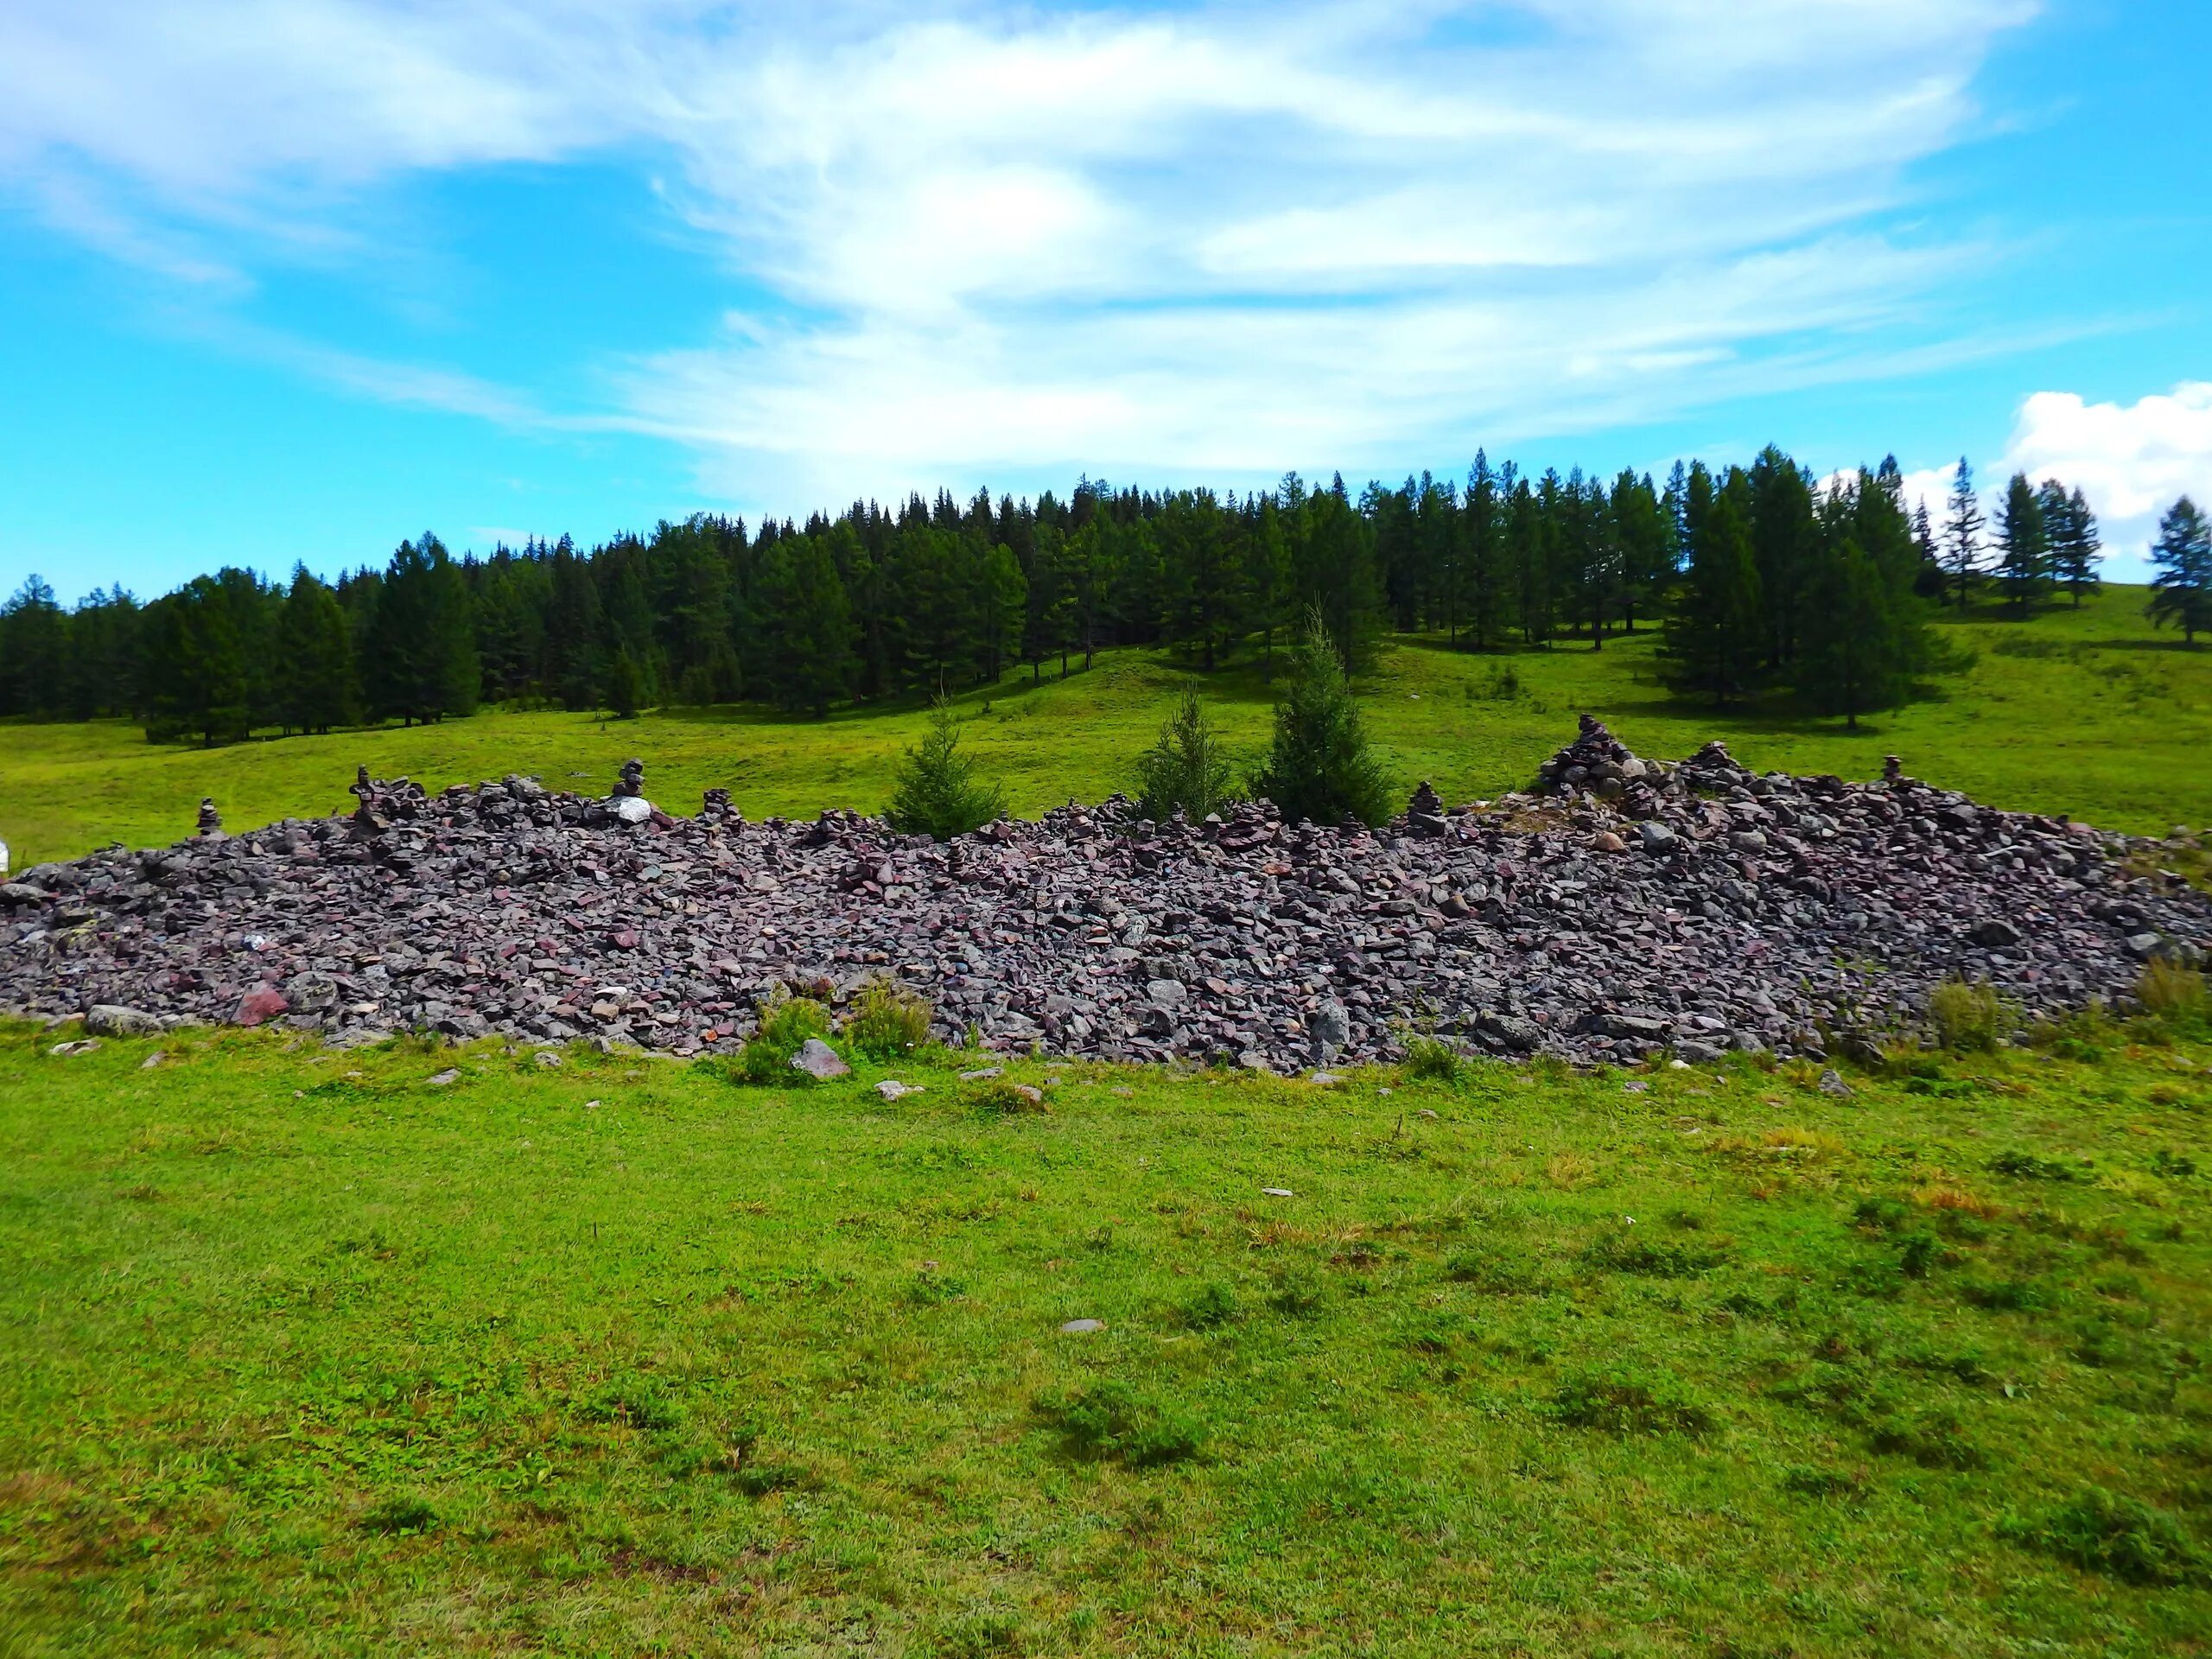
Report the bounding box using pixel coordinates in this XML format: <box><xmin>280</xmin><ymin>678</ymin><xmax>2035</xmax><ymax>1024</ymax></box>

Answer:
<box><xmin>0</xmin><ymin>0</ymin><xmax>2053</xmax><ymax>505</ymax></box>
<box><xmin>1999</xmin><ymin>384</ymin><xmax>2212</xmax><ymax>577</ymax></box>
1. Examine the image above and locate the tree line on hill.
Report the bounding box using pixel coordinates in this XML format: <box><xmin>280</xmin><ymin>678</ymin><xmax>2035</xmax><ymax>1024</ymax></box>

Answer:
<box><xmin>5</xmin><ymin>448</ymin><xmax>2206</xmax><ymax>747</ymax></box>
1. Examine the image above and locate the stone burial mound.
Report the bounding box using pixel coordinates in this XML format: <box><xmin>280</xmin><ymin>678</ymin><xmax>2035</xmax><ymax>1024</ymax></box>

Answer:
<box><xmin>2</xmin><ymin>725</ymin><xmax>2206</xmax><ymax>1071</ymax></box>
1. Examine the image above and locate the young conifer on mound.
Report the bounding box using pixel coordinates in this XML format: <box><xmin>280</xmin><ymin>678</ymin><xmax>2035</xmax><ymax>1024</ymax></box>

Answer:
<box><xmin>1135</xmin><ymin>688</ymin><xmax>1241</xmax><ymax>822</ymax></box>
<box><xmin>885</xmin><ymin>694</ymin><xmax>1007</xmax><ymax>841</ymax></box>
<box><xmin>1253</xmin><ymin>608</ymin><xmax>1391</xmax><ymax>827</ymax></box>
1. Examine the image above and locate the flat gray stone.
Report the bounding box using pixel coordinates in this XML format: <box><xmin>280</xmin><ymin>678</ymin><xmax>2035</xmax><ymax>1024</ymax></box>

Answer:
<box><xmin>86</xmin><ymin>1005</ymin><xmax>162</xmax><ymax>1038</ymax></box>
<box><xmin>1058</xmin><ymin>1319</ymin><xmax>1104</xmax><ymax>1334</ymax></box>
<box><xmin>791</xmin><ymin>1038</ymin><xmax>849</xmax><ymax>1080</ymax></box>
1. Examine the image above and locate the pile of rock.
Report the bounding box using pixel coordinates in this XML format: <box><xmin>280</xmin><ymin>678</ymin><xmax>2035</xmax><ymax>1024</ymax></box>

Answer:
<box><xmin>2</xmin><ymin>723</ymin><xmax>2207</xmax><ymax>1071</ymax></box>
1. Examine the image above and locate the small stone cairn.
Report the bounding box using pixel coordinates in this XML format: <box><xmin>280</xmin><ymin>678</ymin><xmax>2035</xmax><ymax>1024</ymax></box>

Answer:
<box><xmin>1535</xmin><ymin>715</ymin><xmax>1656</xmax><ymax>811</ymax></box>
<box><xmin>194</xmin><ymin>798</ymin><xmax>223</xmax><ymax>838</ymax></box>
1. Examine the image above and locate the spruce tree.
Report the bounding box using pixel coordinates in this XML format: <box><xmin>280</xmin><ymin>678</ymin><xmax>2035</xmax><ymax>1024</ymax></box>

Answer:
<box><xmin>885</xmin><ymin>696</ymin><xmax>1007</xmax><ymax>841</ymax></box>
<box><xmin>762</xmin><ymin>533</ymin><xmax>858</xmax><ymax>716</ymax></box>
<box><xmin>1662</xmin><ymin>481</ymin><xmax>1764</xmax><ymax>707</ymax></box>
<box><xmin>1941</xmin><ymin>458</ymin><xmax>1985</xmax><ymax>609</ymax></box>
<box><xmin>145</xmin><ymin>576</ymin><xmax>251</xmax><ymax>745</ymax></box>
<box><xmin>366</xmin><ymin>536</ymin><xmax>480</xmax><ymax>725</ymax></box>
<box><xmin>2147</xmin><ymin>497</ymin><xmax>2212</xmax><ymax>645</ymax></box>
<box><xmin>274</xmin><ymin>566</ymin><xmax>359</xmax><ymax>734</ymax></box>
<box><xmin>1798</xmin><ymin>536</ymin><xmax>1910</xmax><ymax>728</ymax></box>
<box><xmin>2041</xmin><ymin>482</ymin><xmax>2102</xmax><ymax>607</ymax></box>
<box><xmin>1253</xmin><ymin>608</ymin><xmax>1391</xmax><ymax>827</ymax></box>
<box><xmin>1135</xmin><ymin>689</ymin><xmax>1240</xmax><ymax>822</ymax></box>
<box><xmin>1463</xmin><ymin>451</ymin><xmax>1510</xmax><ymax>650</ymax></box>
<box><xmin>1995</xmin><ymin>472</ymin><xmax>2050</xmax><ymax>610</ymax></box>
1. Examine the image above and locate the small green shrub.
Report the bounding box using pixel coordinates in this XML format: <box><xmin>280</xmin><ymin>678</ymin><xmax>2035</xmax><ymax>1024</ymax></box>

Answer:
<box><xmin>2004</xmin><ymin>1487</ymin><xmax>2201</xmax><ymax>1585</ymax></box>
<box><xmin>736</xmin><ymin>996</ymin><xmax>831</xmax><ymax>1084</ymax></box>
<box><xmin>1549</xmin><ymin>1368</ymin><xmax>1712</xmax><ymax>1435</ymax></box>
<box><xmin>1035</xmin><ymin>1381</ymin><xmax>1205</xmax><ymax>1467</ymax></box>
<box><xmin>1929</xmin><ymin>976</ymin><xmax>2011</xmax><ymax>1052</ymax></box>
<box><xmin>844</xmin><ymin>978</ymin><xmax>933</xmax><ymax>1059</ymax></box>
<box><xmin>358</xmin><ymin>1496</ymin><xmax>440</xmax><ymax>1535</ymax></box>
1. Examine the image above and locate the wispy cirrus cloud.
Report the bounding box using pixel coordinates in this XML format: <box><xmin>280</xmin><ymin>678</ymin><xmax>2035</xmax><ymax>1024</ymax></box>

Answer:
<box><xmin>0</xmin><ymin>0</ymin><xmax>2054</xmax><ymax>509</ymax></box>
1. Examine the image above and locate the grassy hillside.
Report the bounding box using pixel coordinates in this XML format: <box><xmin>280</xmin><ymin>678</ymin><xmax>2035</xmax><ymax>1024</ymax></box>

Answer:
<box><xmin>3</xmin><ymin>1020</ymin><xmax>2209</xmax><ymax>1656</ymax></box>
<box><xmin>3</xmin><ymin>587</ymin><xmax>2208</xmax><ymax>870</ymax></box>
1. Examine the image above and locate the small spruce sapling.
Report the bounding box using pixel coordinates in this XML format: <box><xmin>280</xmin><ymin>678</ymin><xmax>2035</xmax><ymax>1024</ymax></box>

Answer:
<box><xmin>885</xmin><ymin>695</ymin><xmax>1007</xmax><ymax>841</ymax></box>
<box><xmin>1135</xmin><ymin>688</ymin><xmax>1240</xmax><ymax>822</ymax></box>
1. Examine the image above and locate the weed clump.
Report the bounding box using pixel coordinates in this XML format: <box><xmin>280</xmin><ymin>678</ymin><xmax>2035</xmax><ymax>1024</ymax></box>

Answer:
<box><xmin>1928</xmin><ymin>976</ymin><xmax>2012</xmax><ymax>1052</ymax></box>
<box><xmin>1401</xmin><ymin>1033</ymin><xmax>1465</xmax><ymax>1084</ymax></box>
<box><xmin>1445</xmin><ymin>1243</ymin><xmax>1545</xmax><ymax>1295</ymax></box>
<box><xmin>1035</xmin><ymin>1381</ymin><xmax>1205</xmax><ymax>1467</ymax></box>
<box><xmin>2139</xmin><ymin>958</ymin><xmax>2209</xmax><ymax>1024</ymax></box>
<box><xmin>1580</xmin><ymin>1224</ymin><xmax>1726</xmax><ymax>1277</ymax></box>
<box><xmin>2004</xmin><ymin>1488</ymin><xmax>2202</xmax><ymax>1585</ymax></box>
<box><xmin>844</xmin><ymin>978</ymin><xmax>933</xmax><ymax>1059</ymax></box>
<box><xmin>736</xmin><ymin>996</ymin><xmax>830</xmax><ymax>1085</ymax></box>
<box><xmin>1549</xmin><ymin>1368</ymin><xmax>1712</xmax><ymax>1435</ymax></box>
<box><xmin>969</xmin><ymin>1078</ymin><xmax>1046</xmax><ymax>1116</ymax></box>
<box><xmin>358</xmin><ymin>1496</ymin><xmax>440</xmax><ymax>1535</ymax></box>
<box><xmin>1181</xmin><ymin>1281</ymin><xmax>1239</xmax><ymax>1330</ymax></box>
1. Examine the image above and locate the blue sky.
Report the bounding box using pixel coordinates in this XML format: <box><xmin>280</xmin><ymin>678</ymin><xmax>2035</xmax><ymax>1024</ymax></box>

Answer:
<box><xmin>2</xmin><ymin>0</ymin><xmax>2207</xmax><ymax>602</ymax></box>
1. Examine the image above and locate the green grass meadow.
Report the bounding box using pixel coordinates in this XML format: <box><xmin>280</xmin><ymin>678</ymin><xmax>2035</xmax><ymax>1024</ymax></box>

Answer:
<box><xmin>3</xmin><ymin>1022</ymin><xmax>2212</xmax><ymax>1656</ymax></box>
<box><xmin>3</xmin><ymin>587</ymin><xmax>2209</xmax><ymax>871</ymax></box>
<box><xmin>6</xmin><ymin>586</ymin><xmax>2212</xmax><ymax>1654</ymax></box>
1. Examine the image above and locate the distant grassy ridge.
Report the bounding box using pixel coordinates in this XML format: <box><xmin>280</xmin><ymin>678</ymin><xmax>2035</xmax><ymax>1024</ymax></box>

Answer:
<box><xmin>3</xmin><ymin>586</ymin><xmax>2206</xmax><ymax>868</ymax></box>
<box><xmin>1</xmin><ymin>1020</ymin><xmax>2209</xmax><ymax>1654</ymax></box>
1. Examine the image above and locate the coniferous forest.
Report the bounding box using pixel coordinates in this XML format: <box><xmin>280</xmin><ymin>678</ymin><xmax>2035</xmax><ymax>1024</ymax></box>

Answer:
<box><xmin>2</xmin><ymin>446</ymin><xmax>2175</xmax><ymax>749</ymax></box>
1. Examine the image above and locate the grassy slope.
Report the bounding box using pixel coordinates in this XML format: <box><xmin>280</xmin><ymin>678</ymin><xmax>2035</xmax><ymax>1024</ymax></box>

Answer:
<box><xmin>3</xmin><ymin>588</ymin><xmax>2208</xmax><ymax>870</ymax></box>
<box><xmin>3</xmin><ymin>1022</ymin><xmax>2210</xmax><ymax>1656</ymax></box>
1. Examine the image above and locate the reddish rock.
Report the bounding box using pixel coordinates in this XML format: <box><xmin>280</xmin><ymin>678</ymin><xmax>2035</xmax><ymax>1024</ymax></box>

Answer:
<box><xmin>232</xmin><ymin>987</ymin><xmax>289</xmax><ymax>1027</ymax></box>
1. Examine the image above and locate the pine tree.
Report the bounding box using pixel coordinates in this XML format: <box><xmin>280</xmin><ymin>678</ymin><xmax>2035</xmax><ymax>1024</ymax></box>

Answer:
<box><xmin>1135</xmin><ymin>689</ymin><xmax>1241</xmax><ymax>822</ymax></box>
<box><xmin>1662</xmin><ymin>479</ymin><xmax>1764</xmax><ymax>707</ymax></box>
<box><xmin>1995</xmin><ymin>472</ymin><xmax>2050</xmax><ymax>610</ymax></box>
<box><xmin>274</xmin><ymin>566</ymin><xmax>358</xmax><ymax>734</ymax></box>
<box><xmin>2146</xmin><ymin>497</ymin><xmax>2212</xmax><ymax>645</ymax></box>
<box><xmin>1253</xmin><ymin>608</ymin><xmax>1392</xmax><ymax>827</ymax></box>
<box><xmin>885</xmin><ymin>696</ymin><xmax>1007</xmax><ymax>841</ymax></box>
<box><xmin>1941</xmin><ymin>458</ymin><xmax>1986</xmax><ymax>609</ymax></box>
